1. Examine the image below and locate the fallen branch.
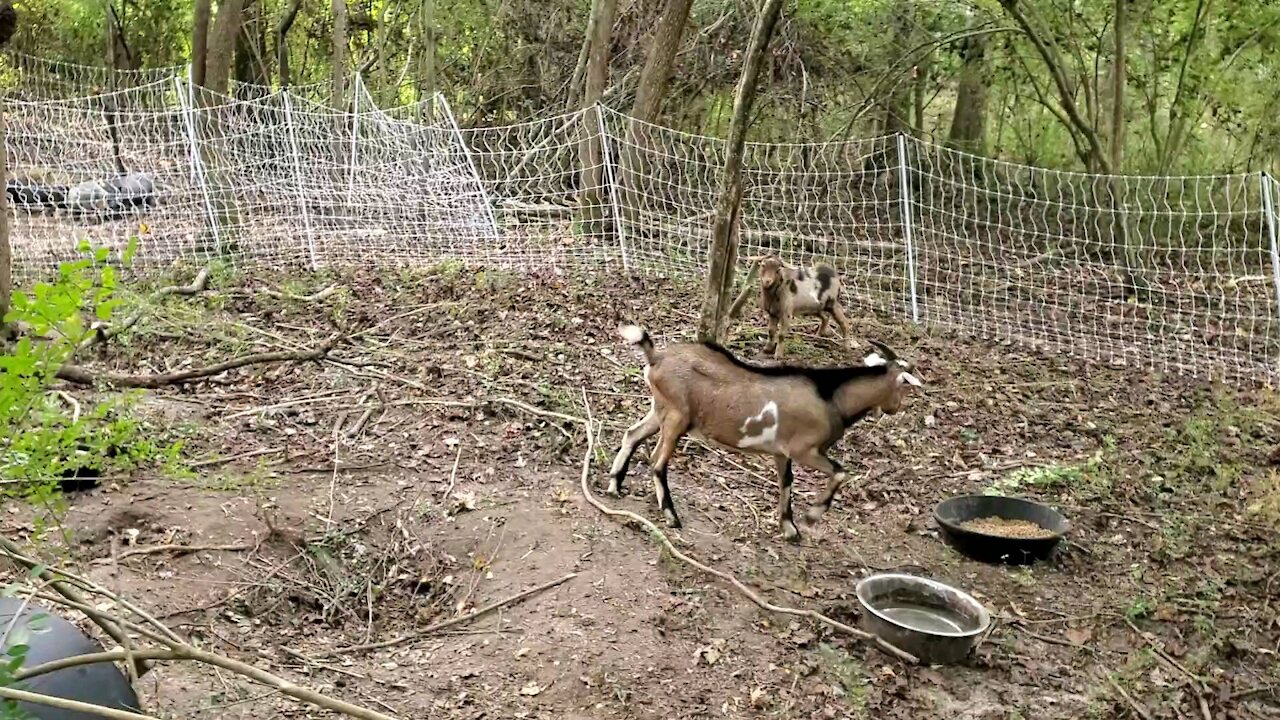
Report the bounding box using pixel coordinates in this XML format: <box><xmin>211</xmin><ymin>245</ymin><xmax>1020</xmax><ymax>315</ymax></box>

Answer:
<box><xmin>260</xmin><ymin>283</ymin><xmax>343</xmax><ymax>303</ymax></box>
<box><xmin>1122</xmin><ymin>617</ymin><xmax>1212</xmax><ymax>720</ymax></box>
<box><xmin>0</xmin><ymin>538</ymin><xmax>403</xmax><ymax>720</ymax></box>
<box><xmin>0</xmin><ymin>536</ymin><xmax>158</xmax><ymax>677</ymax></box>
<box><xmin>1103</xmin><ymin>668</ymin><xmax>1155</xmax><ymax>720</ymax></box>
<box><xmin>0</xmin><ymin>686</ymin><xmax>159</xmax><ymax>720</ymax></box>
<box><xmin>57</xmin><ymin>334</ymin><xmax>341</xmax><ymax>388</ymax></box>
<box><xmin>114</xmin><ymin>543</ymin><xmax>256</xmax><ymax>561</ymax></box>
<box><xmin>505</xmin><ymin>390</ymin><xmax>919</xmax><ymax>664</ymax></box>
<box><xmin>311</xmin><ymin>572</ymin><xmax>577</xmax><ymax>658</ymax></box>
<box><xmin>79</xmin><ymin>267</ymin><xmax>212</xmax><ymax>355</ymax></box>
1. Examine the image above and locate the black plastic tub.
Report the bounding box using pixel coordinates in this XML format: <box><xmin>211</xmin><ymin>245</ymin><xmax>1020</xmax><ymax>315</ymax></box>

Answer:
<box><xmin>933</xmin><ymin>494</ymin><xmax>1069</xmax><ymax>565</ymax></box>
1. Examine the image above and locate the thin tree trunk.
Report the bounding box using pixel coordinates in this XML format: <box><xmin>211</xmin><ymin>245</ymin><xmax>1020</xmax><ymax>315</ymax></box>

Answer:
<box><xmin>1110</xmin><ymin>0</ymin><xmax>1125</xmax><ymax>173</ymax></box>
<box><xmin>630</xmin><ymin>0</ymin><xmax>694</xmax><ymax>124</ymax></box>
<box><xmin>947</xmin><ymin>12</ymin><xmax>991</xmax><ymax>155</ymax></box>
<box><xmin>234</xmin><ymin>0</ymin><xmax>258</xmax><ymax>89</ymax></box>
<box><xmin>332</xmin><ymin>0</ymin><xmax>349</xmax><ymax>109</ymax></box>
<box><xmin>276</xmin><ymin>0</ymin><xmax>302</xmax><ymax>87</ymax></box>
<box><xmin>419</xmin><ymin>0</ymin><xmax>436</xmax><ymax>112</ymax></box>
<box><xmin>697</xmin><ymin>0</ymin><xmax>786</xmax><ymax>342</ymax></box>
<box><xmin>578</xmin><ymin>0</ymin><xmax>617</xmax><ymax>237</ymax></box>
<box><xmin>192</xmin><ymin>0</ymin><xmax>212</xmax><ymax>87</ymax></box>
<box><xmin>881</xmin><ymin>3</ymin><xmax>912</xmax><ymax>135</ymax></box>
<box><xmin>205</xmin><ymin>0</ymin><xmax>247</xmax><ymax>95</ymax></box>
<box><xmin>0</xmin><ymin>94</ymin><xmax>10</xmax><ymax>329</ymax></box>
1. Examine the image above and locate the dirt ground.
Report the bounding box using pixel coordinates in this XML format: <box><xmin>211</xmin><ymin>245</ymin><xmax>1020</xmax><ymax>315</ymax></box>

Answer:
<box><xmin>3</xmin><ymin>262</ymin><xmax>1279</xmax><ymax>720</ymax></box>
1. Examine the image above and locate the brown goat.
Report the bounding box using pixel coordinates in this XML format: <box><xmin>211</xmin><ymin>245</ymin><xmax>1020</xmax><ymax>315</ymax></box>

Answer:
<box><xmin>753</xmin><ymin>254</ymin><xmax>853</xmax><ymax>358</ymax></box>
<box><xmin>609</xmin><ymin>325</ymin><xmax>923</xmax><ymax>541</ymax></box>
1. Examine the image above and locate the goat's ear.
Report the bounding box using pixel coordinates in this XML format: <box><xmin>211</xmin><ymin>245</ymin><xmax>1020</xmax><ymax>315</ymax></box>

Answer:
<box><xmin>863</xmin><ymin>352</ymin><xmax>887</xmax><ymax>367</ymax></box>
<box><xmin>897</xmin><ymin>371</ymin><xmax>924</xmax><ymax>387</ymax></box>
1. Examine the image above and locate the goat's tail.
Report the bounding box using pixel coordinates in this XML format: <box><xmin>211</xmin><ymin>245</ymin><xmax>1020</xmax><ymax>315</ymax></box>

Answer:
<box><xmin>618</xmin><ymin>324</ymin><xmax>656</xmax><ymax>364</ymax></box>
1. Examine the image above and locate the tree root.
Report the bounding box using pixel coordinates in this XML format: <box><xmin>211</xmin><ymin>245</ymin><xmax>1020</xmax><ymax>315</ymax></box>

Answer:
<box><xmin>57</xmin><ymin>333</ymin><xmax>341</xmax><ymax>388</ymax></box>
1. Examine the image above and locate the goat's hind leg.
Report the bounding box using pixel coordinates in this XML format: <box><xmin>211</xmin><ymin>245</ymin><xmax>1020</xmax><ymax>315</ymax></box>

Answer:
<box><xmin>608</xmin><ymin>405</ymin><xmax>661</xmax><ymax>496</ymax></box>
<box><xmin>648</xmin><ymin>415</ymin><xmax>689</xmax><ymax>528</ymax></box>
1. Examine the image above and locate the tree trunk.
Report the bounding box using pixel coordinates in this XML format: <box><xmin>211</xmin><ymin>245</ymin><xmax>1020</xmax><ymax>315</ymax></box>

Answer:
<box><xmin>234</xmin><ymin>0</ymin><xmax>258</xmax><ymax>88</ymax></box>
<box><xmin>331</xmin><ymin>0</ymin><xmax>349</xmax><ymax>109</ymax></box>
<box><xmin>630</xmin><ymin>0</ymin><xmax>693</xmax><ymax>124</ymax></box>
<box><xmin>697</xmin><ymin>0</ymin><xmax>786</xmax><ymax>343</ymax></box>
<box><xmin>947</xmin><ymin>13</ymin><xmax>991</xmax><ymax>155</ymax></box>
<box><xmin>276</xmin><ymin>0</ymin><xmax>302</xmax><ymax>87</ymax></box>
<box><xmin>418</xmin><ymin>0</ymin><xmax>436</xmax><ymax>112</ymax></box>
<box><xmin>577</xmin><ymin>0</ymin><xmax>617</xmax><ymax>237</ymax></box>
<box><xmin>1110</xmin><ymin>0</ymin><xmax>1125</xmax><ymax>173</ymax></box>
<box><xmin>192</xmin><ymin>0</ymin><xmax>212</xmax><ymax>87</ymax></box>
<box><xmin>205</xmin><ymin>0</ymin><xmax>247</xmax><ymax>95</ymax></box>
<box><xmin>881</xmin><ymin>3</ymin><xmax>912</xmax><ymax>135</ymax></box>
<box><xmin>0</xmin><ymin>94</ymin><xmax>10</xmax><ymax>329</ymax></box>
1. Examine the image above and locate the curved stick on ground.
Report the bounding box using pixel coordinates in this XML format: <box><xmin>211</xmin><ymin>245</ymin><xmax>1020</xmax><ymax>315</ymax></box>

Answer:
<box><xmin>78</xmin><ymin>267</ymin><xmax>213</xmax><ymax>355</ymax></box>
<box><xmin>498</xmin><ymin>391</ymin><xmax>919</xmax><ymax>664</ymax></box>
<box><xmin>57</xmin><ymin>333</ymin><xmax>341</xmax><ymax>388</ymax></box>
<box><xmin>0</xmin><ymin>686</ymin><xmax>159</xmax><ymax>720</ymax></box>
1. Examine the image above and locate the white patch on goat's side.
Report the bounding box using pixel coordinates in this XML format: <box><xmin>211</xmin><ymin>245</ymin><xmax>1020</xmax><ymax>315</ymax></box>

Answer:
<box><xmin>863</xmin><ymin>352</ymin><xmax>887</xmax><ymax>367</ymax></box>
<box><xmin>898</xmin><ymin>371</ymin><xmax>924</xmax><ymax>387</ymax></box>
<box><xmin>737</xmin><ymin>401</ymin><xmax>780</xmax><ymax>450</ymax></box>
<box><xmin>619</xmin><ymin>324</ymin><xmax>646</xmax><ymax>344</ymax></box>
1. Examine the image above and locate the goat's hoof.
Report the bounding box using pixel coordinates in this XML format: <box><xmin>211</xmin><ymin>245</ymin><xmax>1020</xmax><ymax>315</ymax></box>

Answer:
<box><xmin>605</xmin><ymin>483</ymin><xmax>623</xmax><ymax>498</ymax></box>
<box><xmin>664</xmin><ymin>511</ymin><xmax>682</xmax><ymax>529</ymax></box>
<box><xmin>802</xmin><ymin>507</ymin><xmax>826</xmax><ymax>525</ymax></box>
<box><xmin>781</xmin><ymin>521</ymin><xmax>801</xmax><ymax>543</ymax></box>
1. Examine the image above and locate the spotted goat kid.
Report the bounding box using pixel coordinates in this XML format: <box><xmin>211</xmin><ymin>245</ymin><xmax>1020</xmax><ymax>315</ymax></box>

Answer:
<box><xmin>752</xmin><ymin>254</ymin><xmax>853</xmax><ymax>358</ymax></box>
<box><xmin>608</xmin><ymin>325</ymin><xmax>923</xmax><ymax>542</ymax></box>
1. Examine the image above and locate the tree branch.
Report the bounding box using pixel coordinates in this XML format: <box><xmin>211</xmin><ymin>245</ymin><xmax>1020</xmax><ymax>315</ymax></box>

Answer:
<box><xmin>57</xmin><ymin>333</ymin><xmax>341</xmax><ymax>388</ymax></box>
<box><xmin>0</xmin><ymin>686</ymin><xmax>158</xmax><ymax>720</ymax></box>
<box><xmin>999</xmin><ymin>0</ymin><xmax>1110</xmax><ymax>172</ymax></box>
<box><xmin>78</xmin><ymin>268</ymin><xmax>212</xmax><ymax>356</ymax></box>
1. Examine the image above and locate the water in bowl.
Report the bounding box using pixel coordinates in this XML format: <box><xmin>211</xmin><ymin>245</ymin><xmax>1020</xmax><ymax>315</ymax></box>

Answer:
<box><xmin>878</xmin><ymin>602</ymin><xmax>969</xmax><ymax>634</ymax></box>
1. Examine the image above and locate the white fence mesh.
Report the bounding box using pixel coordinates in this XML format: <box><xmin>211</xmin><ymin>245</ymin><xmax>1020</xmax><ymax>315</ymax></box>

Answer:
<box><xmin>4</xmin><ymin>56</ymin><xmax>1279</xmax><ymax>384</ymax></box>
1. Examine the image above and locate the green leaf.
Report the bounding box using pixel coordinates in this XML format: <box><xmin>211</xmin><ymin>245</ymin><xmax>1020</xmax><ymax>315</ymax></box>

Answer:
<box><xmin>123</xmin><ymin>236</ymin><xmax>140</xmax><ymax>265</ymax></box>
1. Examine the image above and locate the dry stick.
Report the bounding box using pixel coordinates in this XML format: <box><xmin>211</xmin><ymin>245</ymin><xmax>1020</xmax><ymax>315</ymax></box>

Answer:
<box><xmin>57</xmin><ymin>333</ymin><xmax>341</xmax><ymax>388</ymax></box>
<box><xmin>78</xmin><ymin>267</ymin><xmax>212</xmax><ymax>355</ymax></box>
<box><xmin>0</xmin><ymin>686</ymin><xmax>160</xmax><ymax>720</ymax></box>
<box><xmin>0</xmin><ymin>536</ymin><xmax>154</xmax><ymax>677</ymax></box>
<box><xmin>311</xmin><ymin>572</ymin><xmax>577</xmax><ymax>658</ymax></box>
<box><xmin>10</xmin><ymin>588</ymin><xmax>402</xmax><ymax>720</ymax></box>
<box><xmin>568</xmin><ymin>390</ymin><xmax>919</xmax><ymax>664</ymax></box>
<box><xmin>15</xmin><ymin>649</ymin><xmax>178</xmax><ymax>683</ymax></box>
<box><xmin>189</xmin><ymin>447</ymin><xmax>284</xmax><ymax>469</ymax></box>
<box><xmin>1122</xmin><ymin>618</ymin><xmax>1212</xmax><ymax>720</ymax></box>
<box><xmin>1103</xmin><ymin>670</ymin><xmax>1156</xmax><ymax>720</ymax></box>
<box><xmin>260</xmin><ymin>283</ymin><xmax>342</xmax><ymax>303</ymax></box>
<box><xmin>115</xmin><ymin>543</ymin><xmax>256</xmax><ymax>561</ymax></box>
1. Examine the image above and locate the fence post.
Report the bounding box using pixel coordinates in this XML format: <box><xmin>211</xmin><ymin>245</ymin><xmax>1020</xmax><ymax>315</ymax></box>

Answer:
<box><xmin>595</xmin><ymin>104</ymin><xmax>630</xmax><ymax>273</ymax></box>
<box><xmin>1263</xmin><ymin>172</ymin><xmax>1280</xmax><ymax>376</ymax></box>
<box><xmin>281</xmin><ymin>92</ymin><xmax>318</xmax><ymax>270</ymax></box>
<box><xmin>174</xmin><ymin>68</ymin><xmax>222</xmax><ymax>258</ymax></box>
<box><xmin>437</xmin><ymin>94</ymin><xmax>502</xmax><ymax>249</ymax></box>
<box><xmin>895</xmin><ymin>132</ymin><xmax>921</xmax><ymax>324</ymax></box>
<box><xmin>346</xmin><ymin>73</ymin><xmax>361</xmax><ymax>208</ymax></box>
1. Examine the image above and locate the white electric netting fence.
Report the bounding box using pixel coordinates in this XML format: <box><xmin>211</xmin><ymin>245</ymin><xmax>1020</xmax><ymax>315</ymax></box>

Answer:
<box><xmin>4</xmin><ymin>56</ymin><xmax>1279</xmax><ymax>384</ymax></box>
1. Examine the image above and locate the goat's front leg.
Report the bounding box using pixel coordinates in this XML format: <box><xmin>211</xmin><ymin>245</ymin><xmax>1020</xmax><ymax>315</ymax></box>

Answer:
<box><xmin>648</xmin><ymin>416</ymin><xmax>688</xmax><ymax>528</ymax></box>
<box><xmin>791</xmin><ymin>449</ymin><xmax>851</xmax><ymax>524</ymax></box>
<box><xmin>829</xmin><ymin>303</ymin><xmax>854</xmax><ymax>347</ymax></box>
<box><xmin>774</xmin><ymin>455</ymin><xmax>800</xmax><ymax>542</ymax></box>
<box><xmin>772</xmin><ymin>313</ymin><xmax>791</xmax><ymax>359</ymax></box>
<box><xmin>764</xmin><ymin>313</ymin><xmax>781</xmax><ymax>356</ymax></box>
<box><xmin>608</xmin><ymin>404</ymin><xmax>661</xmax><ymax>496</ymax></box>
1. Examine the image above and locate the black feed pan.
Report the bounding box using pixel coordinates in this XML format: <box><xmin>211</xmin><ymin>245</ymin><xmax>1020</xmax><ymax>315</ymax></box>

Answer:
<box><xmin>934</xmin><ymin>494</ymin><xmax>1069</xmax><ymax>565</ymax></box>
